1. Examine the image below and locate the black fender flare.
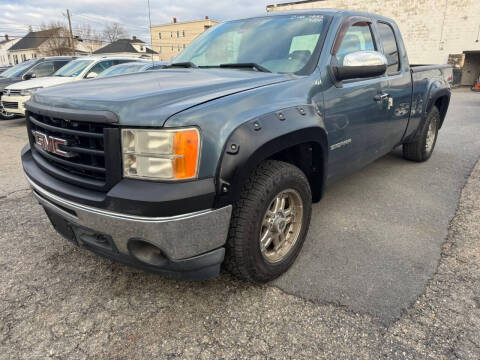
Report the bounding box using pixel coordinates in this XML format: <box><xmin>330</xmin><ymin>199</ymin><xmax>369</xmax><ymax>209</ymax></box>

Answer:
<box><xmin>407</xmin><ymin>86</ymin><xmax>451</xmax><ymax>143</ymax></box>
<box><xmin>214</xmin><ymin>105</ymin><xmax>329</xmax><ymax>208</ymax></box>
<box><xmin>425</xmin><ymin>87</ymin><xmax>450</xmax><ymax>129</ymax></box>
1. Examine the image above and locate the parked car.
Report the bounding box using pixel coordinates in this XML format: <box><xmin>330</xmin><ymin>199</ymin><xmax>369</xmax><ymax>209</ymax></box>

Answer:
<box><xmin>97</xmin><ymin>61</ymin><xmax>167</xmax><ymax>78</ymax></box>
<box><xmin>0</xmin><ymin>57</ymin><xmax>75</xmax><ymax>120</ymax></box>
<box><xmin>1</xmin><ymin>56</ymin><xmax>141</xmax><ymax>117</ymax></box>
<box><xmin>21</xmin><ymin>10</ymin><xmax>451</xmax><ymax>282</ymax></box>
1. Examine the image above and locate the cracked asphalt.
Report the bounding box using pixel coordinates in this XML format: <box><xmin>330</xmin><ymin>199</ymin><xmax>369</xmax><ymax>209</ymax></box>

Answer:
<box><xmin>1</xmin><ymin>89</ymin><xmax>479</xmax><ymax>359</ymax></box>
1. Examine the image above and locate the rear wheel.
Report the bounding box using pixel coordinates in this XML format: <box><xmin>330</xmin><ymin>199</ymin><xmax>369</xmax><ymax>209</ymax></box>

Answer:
<box><xmin>224</xmin><ymin>160</ymin><xmax>312</xmax><ymax>283</ymax></box>
<box><xmin>402</xmin><ymin>106</ymin><xmax>440</xmax><ymax>162</ymax></box>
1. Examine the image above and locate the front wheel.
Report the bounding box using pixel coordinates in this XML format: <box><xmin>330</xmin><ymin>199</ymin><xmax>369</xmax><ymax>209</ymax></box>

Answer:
<box><xmin>224</xmin><ymin>160</ymin><xmax>312</xmax><ymax>283</ymax></box>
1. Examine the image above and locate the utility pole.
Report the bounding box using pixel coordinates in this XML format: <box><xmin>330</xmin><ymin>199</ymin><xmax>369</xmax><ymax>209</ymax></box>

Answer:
<box><xmin>66</xmin><ymin>9</ymin><xmax>75</xmax><ymax>55</ymax></box>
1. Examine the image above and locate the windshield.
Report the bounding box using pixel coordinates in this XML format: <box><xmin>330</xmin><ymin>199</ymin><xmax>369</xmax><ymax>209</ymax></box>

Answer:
<box><xmin>174</xmin><ymin>15</ymin><xmax>329</xmax><ymax>74</ymax></box>
<box><xmin>0</xmin><ymin>60</ymin><xmax>36</xmax><ymax>78</ymax></box>
<box><xmin>97</xmin><ymin>63</ymin><xmax>146</xmax><ymax>78</ymax></box>
<box><xmin>54</xmin><ymin>60</ymin><xmax>93</xmax><ymax>77</ymax></box>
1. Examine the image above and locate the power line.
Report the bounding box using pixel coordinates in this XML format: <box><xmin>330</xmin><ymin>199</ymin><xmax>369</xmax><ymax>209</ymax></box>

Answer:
<box><xmin>3</xmin><ymin>35</ymin><xmax>113</xmax><ymax>44</ymax></box>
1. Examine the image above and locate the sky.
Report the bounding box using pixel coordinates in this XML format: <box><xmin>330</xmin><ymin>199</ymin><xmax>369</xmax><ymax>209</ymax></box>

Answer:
<box><xmin>0</xmin><ymin>0</ymin><xmax>278</xmax><ymax>45</ymax></box>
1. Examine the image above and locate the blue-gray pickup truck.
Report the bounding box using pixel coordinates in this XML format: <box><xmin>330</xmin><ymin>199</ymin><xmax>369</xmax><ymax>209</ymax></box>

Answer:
<box><xmin>22</xmin><ymin>10</ymin><xmax>452</xmax><ymax>282</ymax></box>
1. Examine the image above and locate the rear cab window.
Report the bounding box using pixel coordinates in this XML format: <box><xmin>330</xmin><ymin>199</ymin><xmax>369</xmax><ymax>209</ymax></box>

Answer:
<box><xmin>376</xmin><ymin>22</ymin><xmax>401</xmax><ymax>74</ymax></box>
<box><xmin>289</xmin><ymin>34</ymin><xmax>320</xmax><ymax>64</ymax></box>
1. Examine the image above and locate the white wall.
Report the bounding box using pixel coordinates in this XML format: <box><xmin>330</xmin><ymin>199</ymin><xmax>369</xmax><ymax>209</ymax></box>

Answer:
<box><xmin>268</xmin><ymin>0</ymin><xmax>480</xmax><ymax>64</ymax></box>
<box><xmin>0</xmin><ymin>38</ymin><xmax>20</xmax><ymax>66</ymax></box>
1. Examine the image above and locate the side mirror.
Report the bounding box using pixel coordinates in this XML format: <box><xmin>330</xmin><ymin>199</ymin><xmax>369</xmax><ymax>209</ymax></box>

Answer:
<box><xmin>86</xmin><ymin>72</ymin><xmax>98</xmax><ymax>79</ymax></box>
<box><xmin>332</xmin><ymin>51</ymin><xmax>387</xmax><ymax>81</ymax></box>
<box><xmin>23</xmin><ymin>73</ymin><xmax>36</xmax><ymax>80</ymax></box>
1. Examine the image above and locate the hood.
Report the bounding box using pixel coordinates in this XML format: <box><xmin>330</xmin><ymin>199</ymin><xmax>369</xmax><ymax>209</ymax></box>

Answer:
<box><xmin>32</xmin><ymin>68</ymin><xmax>293</xmax><ymax>126</ymax></box>
<box><xmin>7</xmin><ymin>76</ymin><xmax>78</xmax><ymax>90</ymax></box>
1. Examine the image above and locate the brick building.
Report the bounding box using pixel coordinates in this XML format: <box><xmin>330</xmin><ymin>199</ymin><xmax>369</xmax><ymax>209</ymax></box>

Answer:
<box><xmin>150</xmin><ymin>17</ymin><xmax>218</xmax><ymax>61</ymax></box>
<box><xmin>267</xmin><ymin>0</ymin><xmax>480</xmax><ymax>86</ymax></box>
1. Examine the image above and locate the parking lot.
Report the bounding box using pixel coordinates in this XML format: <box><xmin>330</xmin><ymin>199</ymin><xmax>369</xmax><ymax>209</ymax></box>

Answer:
<box><xmin>0</xmin><ymin>88</ymin><xmax>479</xmax><ymax>359</ymax></box>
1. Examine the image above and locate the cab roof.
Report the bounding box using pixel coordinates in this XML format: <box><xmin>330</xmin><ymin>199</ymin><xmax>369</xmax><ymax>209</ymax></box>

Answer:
<box><xmin>265</xmin><ymin>8</ymin><xmax>395</xmax><ymax>23</ymax></box>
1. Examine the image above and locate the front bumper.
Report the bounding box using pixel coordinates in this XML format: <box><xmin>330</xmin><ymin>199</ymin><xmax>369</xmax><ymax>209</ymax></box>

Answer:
<box><xmin>27</xmin><ymin>176</ymin><xmax>232</xmax><ymax>280</ymax></box>
<box><xmin>1</xmin><ymin>94</ymin><xmax>28</xmax><ymax>115</ymax></box>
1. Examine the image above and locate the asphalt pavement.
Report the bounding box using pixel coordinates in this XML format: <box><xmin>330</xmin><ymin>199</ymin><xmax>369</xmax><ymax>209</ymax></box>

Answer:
<box><xmin>0</xmin><ymin>88</ymin><xmax>479</xmax><ymax>359</ymax></box>
<box><xmin>274</xmin><ymin>88</ymin><xmax>480</xmax><ymax>323</ymax></box>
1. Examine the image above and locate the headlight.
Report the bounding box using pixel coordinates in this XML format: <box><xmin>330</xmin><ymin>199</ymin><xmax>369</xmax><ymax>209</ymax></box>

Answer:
<box><xmin>20</xmin><ymin>87</ymin><xmax>42</xmax><ymax>96</ymax></box>
<box><xmin>121</xmin><ymin>128</ymin><xmax>200</xmax><ymax>181</ymax></box>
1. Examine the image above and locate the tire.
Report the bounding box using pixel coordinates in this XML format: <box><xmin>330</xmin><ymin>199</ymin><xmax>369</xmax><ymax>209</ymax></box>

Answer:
<box><xmin>403</xmin><ymin>106</ymin><xmax>440</xmax><ymax>162</ymax></box>
<box><xmin>224</xmin><ymin>160</ymin><xmax>312</xmax><ymax>283</ymax></box>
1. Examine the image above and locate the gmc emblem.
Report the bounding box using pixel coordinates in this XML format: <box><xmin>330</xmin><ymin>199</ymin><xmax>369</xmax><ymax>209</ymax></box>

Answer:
<box><xmin>32</xmin><ymin>131</ymin><xmax>74</xmax><ymax>158</ymax></box>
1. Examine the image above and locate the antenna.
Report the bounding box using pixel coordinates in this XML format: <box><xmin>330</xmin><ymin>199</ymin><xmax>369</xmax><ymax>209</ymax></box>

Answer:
<box><xmin>147</xmin><ymin>0</ymin><xmax>154</xmax><ymax>64</ymax></box>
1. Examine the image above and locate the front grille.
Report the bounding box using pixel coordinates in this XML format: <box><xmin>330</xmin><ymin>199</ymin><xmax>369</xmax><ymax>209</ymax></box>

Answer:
<box><xmin>3</xmin><ymin>89</ymin><xmax>21</xmax><ymax>96</ymax></box>
<box><xmin>27</xmin><ymin>111</ymin><xmax>121</xmax><ymax>191</ymax></box>
<box><xmin>2</xmin><ymin>101</ymin><xmax>18</xmax><ymax>109</ymax></box>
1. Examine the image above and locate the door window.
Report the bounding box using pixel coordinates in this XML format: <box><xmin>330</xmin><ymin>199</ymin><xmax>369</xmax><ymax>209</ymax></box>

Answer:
<box><xmin>377</xmin><ymin>22</ymin><xmax>400</xmax><ymax>74</ymax></box>
<box><xmin>25</xmin><ymin>61</ymin><xmax>55</xmax><ymax>77</ymax></box>
<box><xmin>336</xmin><ymin>23</ymin><xmax>376</xmax><ymax>65</ymax></box>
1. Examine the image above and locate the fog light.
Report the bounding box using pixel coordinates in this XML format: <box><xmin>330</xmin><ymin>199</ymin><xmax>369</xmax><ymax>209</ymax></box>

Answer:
<box><xmin>128</xmin><ymin>239</ymin><xmax>168</xmax><ymax>267</ymax></box>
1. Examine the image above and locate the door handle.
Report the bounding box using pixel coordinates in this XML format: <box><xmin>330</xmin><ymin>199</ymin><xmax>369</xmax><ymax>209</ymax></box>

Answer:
<box><xmin>374</xmin><ymin>93</ymin><xmax>389</xmax><ymax>102</ymax></box>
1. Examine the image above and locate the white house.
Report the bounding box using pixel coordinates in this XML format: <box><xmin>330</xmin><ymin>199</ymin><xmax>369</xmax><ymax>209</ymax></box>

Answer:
<box><xmin>0</xmin><ymin>35</ymin><xmax>20</xmax><ymax>66</ymax></box>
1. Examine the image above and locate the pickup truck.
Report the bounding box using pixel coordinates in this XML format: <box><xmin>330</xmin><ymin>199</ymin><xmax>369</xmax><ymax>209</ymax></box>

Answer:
<box><xmin>21</xmin><ymin>10</ymin><xmax>451</xmax><ymax>282</ymax></box>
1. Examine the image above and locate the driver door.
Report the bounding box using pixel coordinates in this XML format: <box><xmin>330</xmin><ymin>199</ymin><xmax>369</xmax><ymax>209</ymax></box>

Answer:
<box><xmin>323</xmin><ymin>17</ymin><xmax>390</xmax><ymax>182</ymax></box>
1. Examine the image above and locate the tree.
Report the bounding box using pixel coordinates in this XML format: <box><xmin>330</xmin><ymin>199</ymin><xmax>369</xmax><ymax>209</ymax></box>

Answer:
<box><xmin>39</xmin><ymin>22</ymin><xmax>72</xmax><ymax>56</ymax></box>
<box><xmin>75</xmin><ymin>23</ymin><xmax>103</xmax><ymax>53</ymax></box>
<box><xmin>102</xmin><ymin>23</ymin><xmax>128</xmax><ymax>43</ymax></box>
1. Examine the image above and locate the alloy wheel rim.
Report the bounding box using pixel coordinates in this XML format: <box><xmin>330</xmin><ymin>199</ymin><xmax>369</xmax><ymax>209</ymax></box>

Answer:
<box><xmin>425</xmin><ymin>117</ymin><xmax>437</xmax><ymax>153</ymax></box>
<box><xmin>259</xmin><ymin>189</ymin><xmax>304</xmax><ymax>263</ymax></box>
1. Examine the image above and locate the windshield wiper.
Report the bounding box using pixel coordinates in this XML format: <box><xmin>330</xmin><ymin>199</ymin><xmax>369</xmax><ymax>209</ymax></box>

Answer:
<box><xmin>165</xmin><ymin>62</ymin><xmax>198</xmax><ymax>69</ymax></box>
<box><xmin>219</xmin><ymin>63</ymin><xmax>271</xmax><ymax>73</ymax></box>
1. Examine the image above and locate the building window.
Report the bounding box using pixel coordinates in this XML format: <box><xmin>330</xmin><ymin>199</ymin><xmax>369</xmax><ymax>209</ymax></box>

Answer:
<box><xmin>183</xmin><ymin>44</ymin><xmax>185</xmax><ymax>49</ymax></box>
<box><xmin>158</xmin><ymin>32</ymin><xmax>162</xmax><ymax>39</ymax></box>
<box><xmin>177</xmin><ymin>30</ymin><xmax>179</xmax><ymax>38</ymax></box>
<box><xmin>177</xmin><ymin>45</ymin><xmax>180</xmax><ymax>51</ymax></box>
<box><xmin>171</xmin><ymin>46</ymin><xmax>174</xmax><ymax>51</ymax></box>
<box><xmin>170</xmin><ymin>32</ymin><xmax>173</xmax><ymax>38</ymax></box>
<box><xmin>182</xmin><ymin>30</ymin><xmax>185</xmax><ymax>37</ymax></box>
<box><xmin>21</xmin><ymin>54</ymin><xmax>26</xmax><ymax>62</ymax></box>
<box><xmin>13</xmin><ymin>55</ymin><xmax>18</xmax><ymax>64</ymax></box>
